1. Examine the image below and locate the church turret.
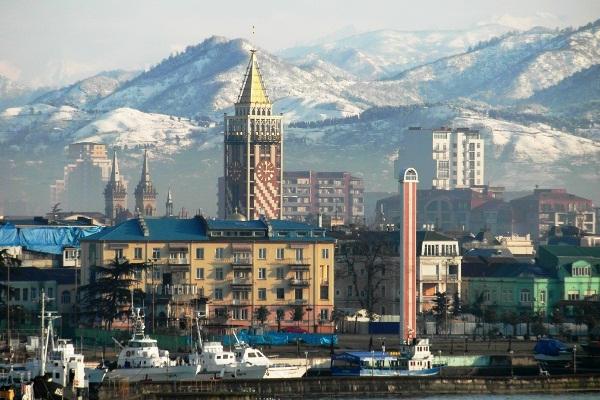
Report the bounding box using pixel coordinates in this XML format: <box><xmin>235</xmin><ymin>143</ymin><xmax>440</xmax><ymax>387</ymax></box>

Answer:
<box><xmin>165</xmin><ymin>186</ymin><xmax>174</xmax><ymax>217</ymax></box>
<box><xmin>224</xmin><ymin>49</ymin><xmax>283</xmax><ymax>220</ymax></box>
<box><xmin>104</xmin><ymin>149</ymin><xmax>127</xmax><ymax>223</ymax></box>
<box><xmin>134</xmin><ymin>148</ymin><xmax>157</xmax><ymax>216</ymax></box>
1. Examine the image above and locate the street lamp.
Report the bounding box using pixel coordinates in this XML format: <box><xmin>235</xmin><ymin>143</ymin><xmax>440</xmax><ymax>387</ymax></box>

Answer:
<box><xmin>438</xmin><ymin>350</ymin><xmax>442</xmax><ymax>376</ymax></box>
<box><xmin>573</xmin><ymin>345</ymin><xmax>577</xmax><ymax>375</ymax></box>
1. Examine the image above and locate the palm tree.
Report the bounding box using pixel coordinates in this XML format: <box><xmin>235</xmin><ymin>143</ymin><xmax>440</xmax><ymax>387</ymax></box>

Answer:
<box><xmin>254</xmin><ymin>306</ymin><xmax>270</xmax><ymax>327</ymax></box>
<box><xmin>80</xmin><ymin>256</ymin><xmax>148</xmax><ymax>330</ymax></box>
<box><xmin>291</xmin><ymin>305</ymin><xmax>304</xmax><ymax>327</ymax></box>
<box><xmin>275</xmin><ymin>309</ymin><xmax>285</xmax><ymax>332</ymax></box>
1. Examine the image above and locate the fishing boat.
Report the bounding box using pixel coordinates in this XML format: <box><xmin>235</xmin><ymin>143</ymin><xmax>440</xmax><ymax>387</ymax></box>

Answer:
<box><xmin>331</xmin><ymin>338</ymin><xmax>440</xmax><ymax>377</ymax></box>
<box><xmin>104</xmin><ymin>308</ymin><xmax>201</xmax><ymax>382</ymax></box>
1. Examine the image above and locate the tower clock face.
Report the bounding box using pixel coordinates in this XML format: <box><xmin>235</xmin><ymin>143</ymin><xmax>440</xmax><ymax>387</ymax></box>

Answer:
<box><xmin>229</xmin><ymin>161</ymin><xmax>243</xmax><ymax>182</ymax></box>
<box><xmin>256</xmin><ymin>160</ymin><xmax>276</xmax><ymax>183</ymax></box>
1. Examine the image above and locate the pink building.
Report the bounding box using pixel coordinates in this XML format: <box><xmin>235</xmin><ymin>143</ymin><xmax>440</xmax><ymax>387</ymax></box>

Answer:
<box><xmin>399</xmin><ymin>168</ymin><xmax>419</xmax><ymax>340</ymax></box>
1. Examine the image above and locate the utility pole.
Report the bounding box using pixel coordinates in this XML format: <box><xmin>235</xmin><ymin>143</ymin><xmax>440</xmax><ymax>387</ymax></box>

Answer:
<box><xmin>40</xmin><ymin>289</ymin><xmax>46</xmax><ymax>376</ymax></box>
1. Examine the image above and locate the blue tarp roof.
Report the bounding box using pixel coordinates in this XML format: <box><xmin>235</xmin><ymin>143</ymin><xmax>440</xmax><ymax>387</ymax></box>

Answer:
<box><xmin>0</xmin><ymin>224</ymin><xmax>102</xmax><ymax>255</ymax></box>
<box><xmin>333</xmin><ymin>351</ymin><xmax>392</xmax><ymax>362</ymax></box>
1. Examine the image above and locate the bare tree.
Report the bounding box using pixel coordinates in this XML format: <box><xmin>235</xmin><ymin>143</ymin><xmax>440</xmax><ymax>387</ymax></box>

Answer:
<box><xmin>337</xmin><ymin>231</ymin><xmax>397</xmax><ymax>320</ymax></box>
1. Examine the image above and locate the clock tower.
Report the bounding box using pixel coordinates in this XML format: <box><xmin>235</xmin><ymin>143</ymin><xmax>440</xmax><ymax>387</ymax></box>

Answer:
<box><xmin>224</xmin><ymin>50</ymin><xmax>283</xmax><ymax>220</ymax></box>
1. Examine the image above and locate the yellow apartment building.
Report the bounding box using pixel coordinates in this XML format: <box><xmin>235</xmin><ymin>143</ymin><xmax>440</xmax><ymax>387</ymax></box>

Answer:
<box><xmin>80</xmin><ymin>214</ymin><xmax>335</xmax><ymax>332</ymax></box>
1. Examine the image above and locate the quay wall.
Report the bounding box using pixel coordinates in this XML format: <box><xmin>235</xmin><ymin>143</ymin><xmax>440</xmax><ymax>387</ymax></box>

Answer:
<box><xmin>97</xmin><ymin>375</ymin><xmax>600</xmax><ymax>399</ymax></box>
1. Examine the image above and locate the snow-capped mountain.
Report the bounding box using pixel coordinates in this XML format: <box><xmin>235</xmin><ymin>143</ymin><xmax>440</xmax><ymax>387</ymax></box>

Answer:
<box><xmin>278</xmin><ymin>24</ymin><xmax>516</xmax><ymax>79</ymax></box>
<box><xmin>367</xmin><ymin>21</ymin><xmax>600</xmax><ymax>105</ymax></box>
<box><xmin>0</xmin><ymin>75</ymin><xmax>48</xmax><ymax>110</ymax></box>
<box><xmin>33</xmin><ymin>70</ymin><xmax>139</xmax><ymax>108</ymax></box>
<box><xmin>93</xmin><ymin>36</ymin><xmax>369</xmax><ymax>121</ymax></box>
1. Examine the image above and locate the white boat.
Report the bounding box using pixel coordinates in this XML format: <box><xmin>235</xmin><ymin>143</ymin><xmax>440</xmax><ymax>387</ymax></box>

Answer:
<box><xmin>188</xmin><ymin>321</ymin><xmax>267</xmax><ymax>380</ymax></box>
<box><xmin>231</xmin><ymin>335</ymin><xmax>307</xmax><ymax>379</ymax></box>
<box><xmin>105</xmin><ymin>308</ymin><xmax>202</xmax><ymax>382</ymax></box>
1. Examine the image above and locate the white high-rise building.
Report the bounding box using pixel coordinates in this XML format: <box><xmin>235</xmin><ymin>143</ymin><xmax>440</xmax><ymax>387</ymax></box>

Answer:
<box><xmin>394</xmin><ymin>127</ymin><xmax>485</xmax><ymax>191</ymax></box>
<box><xmin>431</xmin><ymin>128</ymin><xmax>484</xmax><ymax>190</ymax></box>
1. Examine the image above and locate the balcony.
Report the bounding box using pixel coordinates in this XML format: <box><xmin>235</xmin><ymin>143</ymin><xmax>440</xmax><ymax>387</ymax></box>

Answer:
<box><xmin>153</xmin><ymin>284</ymin><xmax>198</xmax><ymax>302</ymax></box>
<box><xmin>293</xmin><ymin>299</ymin><xmax>308</xmax><ymax>305</ymax></box>
<box><xmin>167</xmin><ymin>257</ymin><xmax>190</xmax><ymax>268</ymax></box>
<box><xmin>231</xmin><ymin>298</ymin><xmax>250</xmax><ymax>306</ymax></box>
<box><xmin>231</xmin><ymin>258</ymin><xmax>253</xmax><ymax>270</ymax></box>
<box><xmin>288</xmin><ymin>258</ymin><xmax>311</xmax><ymax>268</ymax></box>
<box><xmin>289</xmin><ymin>278</ymin><xmax>310</xmax><ymax>287</ymax></box>
<box><xmin>231</xmin><ymin>278</ymin><xmax>252</xmax><ymax>288</ymax></box>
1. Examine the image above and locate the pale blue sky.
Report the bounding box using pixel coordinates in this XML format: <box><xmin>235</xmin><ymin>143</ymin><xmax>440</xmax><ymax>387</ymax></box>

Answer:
<box><xmin>1</xmin><ymin>0</ymin><xmax>599</xmax><ymax>86</ymax></box>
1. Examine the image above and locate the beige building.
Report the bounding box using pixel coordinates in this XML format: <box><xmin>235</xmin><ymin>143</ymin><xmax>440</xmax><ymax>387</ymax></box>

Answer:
<box><xmin>416</xmin><ymin>231</ymin><xmax>462</xmax><ymax>312</ymax></box>
<box><xmin>80</xmin><ymin>215</ymin><xmax>335</xmax><ymax>332</ymax></box>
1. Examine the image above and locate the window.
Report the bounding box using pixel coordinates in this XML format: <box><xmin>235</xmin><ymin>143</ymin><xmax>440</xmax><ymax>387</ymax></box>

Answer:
<box><xmin>215</xmin><ymin>248</ymin><xmax>225</xmax><ymax>259</ymax></box>
<box><xmin>381</xmin><ymin>286</ymin><xmax>386</xmax><ymax>297</ymax></box>
<box><xmin>214</xmin><ymin>288</ymin><xmax>223</xmax><ymax>300</ymax></box>
<box><xmin>483</xmin><ymin>290</ymin><xmax>491</xmax><ymax>302</ymax></box>
<box><xmin>258</xmin><ymin>268</ymin><xmax>266</xmax><ymax>279</ymax></box>
<box><xmin>320</xmin><ymin>285</ymin><xmax>329</xmax><ymax>300</ymax></box>
<box><xmin>539</xmin><ymin>290</ymin><xmax>546</xmax><ymax>303</ymax></box>
<box><xmin>196</xmin><ymin>268</ymin><xmax>205</xmax><ymax>280</ymax></box>
<box><xmin>276</xmin><ymin>267</ymin><xmax>285</xmax><ymax>280</ymax></box>
<box><xmin>295</xmin><ymin>248</ymin><xmax>303</xmax><ymax>261</ymax></box>
<box><xmin>321</xmin><ymin>248</ymin><xmax>329</xmax><ymax>259</ymax></box>
<box><xmin>258</xmin><ymin>248</ymin><xmax>267</xmax><ymax>259</ymax></box>
<box><xmin>567</xmin><ymin>291</ymin><xmax>579</xmax><ymax>301</ymax></box>
<box><xmin>320</xmin><ymin>309</ymin><xmax>329</xmax><ymax>321</ymax></box>
<box><xmin>152</xmin><ymin>248</ymin><xmax>161</xmax><ymax>259</ymax></box>
<box><xmin>195</xmin><ymin>248</ymin><xmax>204</xmax><ymax>259</ymax></box>
<box><xmin>295</xmin><ymin>288</ymin><xmax>303</xmax><ymax>300</ymax></box>
<box><xmin>215</xmin><ymin>268</ymin><xmax>224</xmax><ymax>280</ymax></box>
<box><xmin>258</xmin><ymin>288</ymin><xmax>267</xmax><ymax>301</ymax></box>
<box><xmin>276</xmin><ymin>288</ymin><xmax>285</xmax><ymax>299</ymax></box>
<box><xmin>47</xmin><ymin>288</ymin><xmax>53</xmax><ymax>299</ymax></box>
<box><xmin>347</xmin><ymin>285</ymin><xmax>353</xmax><ymax>297</ymax></box>
<box><xmin>22</xmin><ymin>288</ymin><xmax>28</xmax><ymax>301</ymax></box>
<box><xmin>520</xmin><ymin>289</ymin><xmax>532</xmax><ymax>303</ymax></box>
<box><xmin>31</xmin><ymin>288</ymin><xmax>37</xmax><ymax>301</ymax></box>
<box><xmin>114</xmin><ymin>249</ymin><xmax>123</xmax><ymax>259</ymax></box>
<box><xmin>276</xmin><ymin>248</ymin><xmax>285</xmax><ymax>260</ymax></box>
<box><xmin>61</xmin><ymin>290</ymin><xmax>71</xmax><ymax>304</ymax></box>
<box><xmin>134</xmin><ymin>247</ymin><xmax>142</xmax><ymax>259</ymax></box>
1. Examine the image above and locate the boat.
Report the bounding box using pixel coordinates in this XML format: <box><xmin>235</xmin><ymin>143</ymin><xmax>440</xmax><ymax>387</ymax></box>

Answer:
<box><xmin>104</xmin><ymin>308</ymin><xmax>202</xmax><ymax>382</ymax></box>
<box><xmin>187</xmin><ymin>320</ymin><xmax>267</xmax><ymax>380</ymax></box>
<box><xmin>331</xmin><ymin>338</ymin><xmax>440</xmax><ymax>377</ymax></box>
<box><xmin>533</xmin><ymin>338</ymin><xmax>574</xmax><ymax>370</ymax></box>
<box><xmin>3</xmin><ymin>291</ymin><xmax>89</xmax><ymax>400</ymax></box>
<box><xmin>231</xmin><ymin>333</ymin><xmax>307</xmax><ymax>379</ymax></box>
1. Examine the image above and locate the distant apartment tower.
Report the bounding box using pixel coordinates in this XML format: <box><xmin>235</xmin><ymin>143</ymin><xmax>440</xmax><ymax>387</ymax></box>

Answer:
<box><xmin>282</xmin><ymin>171</ymin><xmax>365</xmax><ymax>225</ymax></box>
<box><xmin>395</xmin><ymin>127</ymin><xmax>484</xmax><ymax>190</ymax></box>
<box><xmin>51</xmin><ymin>142</ymin><xmax>112</xmax><ymax>211</ymax></box>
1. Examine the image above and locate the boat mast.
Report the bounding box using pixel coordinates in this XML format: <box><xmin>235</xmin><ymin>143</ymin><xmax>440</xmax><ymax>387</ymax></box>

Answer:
<box><xmin>40</xmin><ymin>289</ymin><xmax>46</xmax><ymax>376</ymax></box>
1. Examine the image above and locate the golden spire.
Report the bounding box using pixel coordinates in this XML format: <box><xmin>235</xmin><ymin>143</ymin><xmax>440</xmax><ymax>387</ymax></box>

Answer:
<box><xmin>237</xmin><ymin>50</ymin><xmax>270</xmax><ymax>105</ymax></box>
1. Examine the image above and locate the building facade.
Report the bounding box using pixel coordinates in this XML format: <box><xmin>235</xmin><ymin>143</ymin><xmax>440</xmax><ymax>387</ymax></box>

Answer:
<box><xmin>394</xmin><ymin>127</ymin><xmax>484</xmax><ymax>191</ymax></box>
<box><xmin>51</xmin><ymin>142</ymin><xmax>112</xmax><ymax>212</ymax></box>
<box><xmin>134</xmin><ymin>149</ymin><xmax>158</xmax><ymax>216</ymax></box>
<box><xmin>511</xmin><ymin>188</ymin><xmax>596</xmax><ymax>239</ymax></box>
<box><xmin>416</xmin><ymin>231</ymin><xmax>462</xmax><ymax>312</ymax></box>
<box><xmin>80</xmin><ymin>216</ymin><xmax>335</xmax><ymax>332</ymax></box>
<box><xmin>282</xmin><ymin>171</ymin><xmax>365</xmax><ymax>225</ymax></box>
<box><xmin>399</xmin><ymin>168</ymin><xmax>418</xmax><ymax>340</ymax></box>
<box><xmin>224</xmin><ymin>51</ymin><xmax>283</xmax><ymax>220</ymax></box>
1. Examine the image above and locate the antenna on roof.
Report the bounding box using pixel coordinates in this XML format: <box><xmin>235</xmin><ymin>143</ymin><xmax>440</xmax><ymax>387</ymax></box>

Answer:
<box><xmin>251</xmin><ymin>25</ymin><xmax>256</xmax><ymax>50</ymax></box>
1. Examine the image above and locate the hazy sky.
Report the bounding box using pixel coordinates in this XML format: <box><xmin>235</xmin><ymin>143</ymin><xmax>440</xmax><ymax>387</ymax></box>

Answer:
<box><xmin>1</xmin><ymin>0</ymin><xmax>599</xmax><ymax>87</ymax></box>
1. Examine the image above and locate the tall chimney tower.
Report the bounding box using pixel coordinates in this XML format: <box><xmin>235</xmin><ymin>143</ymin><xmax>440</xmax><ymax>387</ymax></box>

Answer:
<box><xmin>399</xmin><ymin>167</ymin><xmax>418</xmax><ymax>341</ymax></box>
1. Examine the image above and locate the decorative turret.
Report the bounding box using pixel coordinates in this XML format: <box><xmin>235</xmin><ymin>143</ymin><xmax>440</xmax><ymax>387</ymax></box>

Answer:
<box><xmin>134</xmin><ymin>148</ymin><xmax>157</xmax><ymax>216</ymax></box>
<box><xmin>165</xmin><ymin>186</ymin><xmax>174</xmax><ymax>217</ymax></box>
<box><xmin>104</xmin><ymin>149</ymin><xmax>127</xmax><ymax>222</ymax></box>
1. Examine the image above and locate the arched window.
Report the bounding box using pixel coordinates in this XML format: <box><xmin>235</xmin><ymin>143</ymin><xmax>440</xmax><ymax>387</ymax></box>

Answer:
<box><xmin>61</xmin><ymin>290</ymin><xmax>71</xmax><ymax>304</ymax></box>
